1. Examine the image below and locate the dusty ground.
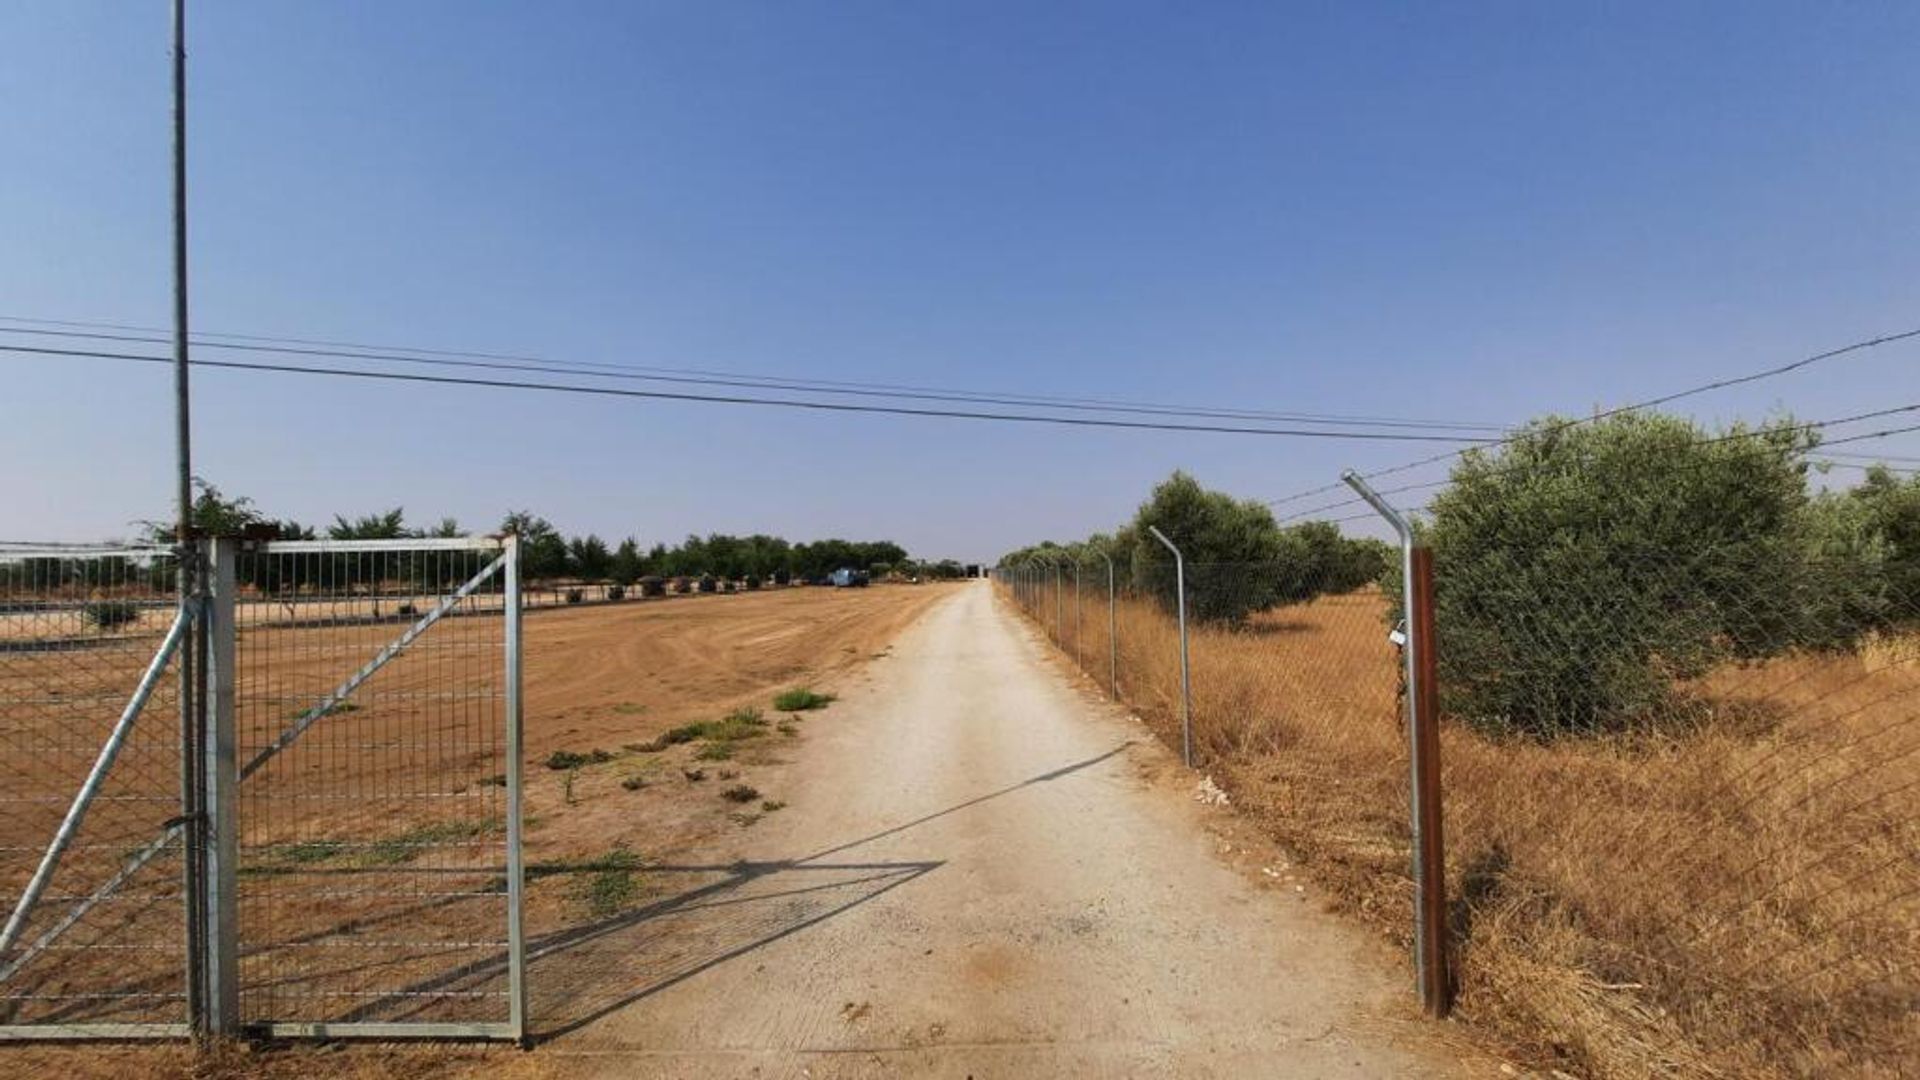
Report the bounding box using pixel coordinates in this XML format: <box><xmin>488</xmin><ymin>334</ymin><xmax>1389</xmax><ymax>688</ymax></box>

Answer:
<box><xmin>525</xmin><ymin>580</ymin><xmax>1475</xmax><ymax>1078</ymax></box>
<box><xmin>8</xmin><ymin>579</ymin><xmax>1486</xmax><ymax>1078</ymax></box>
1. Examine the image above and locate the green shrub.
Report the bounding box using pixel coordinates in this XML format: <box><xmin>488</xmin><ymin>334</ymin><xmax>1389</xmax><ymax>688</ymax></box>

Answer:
<box><xmin>721</xmin><ymin>784</ymin><xmax>760</xmax><ymax>803</ymax></box>
<box><xmin>545</xmin><ymin>748</ymin><xmax>613</xmax><ymax>770</ymax></box>
<box><xmin>772</xmin><ymin>688</ymin><xmax>835</xmax><ymax>711</ymax></box>
<box><xmin>1412</xmin><ymin>413</ymin><xmax>1857</xmax><ymax>737</ymax></box>
<box><xmin>80</xmin><ymin>600</ymin><xmax>141</xmax><ymax>629</ymax></box>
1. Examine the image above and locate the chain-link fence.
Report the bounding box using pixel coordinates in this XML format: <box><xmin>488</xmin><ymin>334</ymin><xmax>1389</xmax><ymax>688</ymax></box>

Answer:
<box><xmin>997</xmin><ymin>454</ymin><xmax>1920</xmax><ymax>1077</ymax></box>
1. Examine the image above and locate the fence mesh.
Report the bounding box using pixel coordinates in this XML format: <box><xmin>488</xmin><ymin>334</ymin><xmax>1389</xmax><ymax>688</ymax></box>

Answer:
<box><xmin>232</xmin><ymin>542</ymin><xmax>513</xmax><ymax>1028</ymax></box>
<box><xmin>0</xmin><ymin>546</ymin><xmax>188</xmax><ymax>1029</ymax></box>
<box><xmin>1000</xmin><ymin>514</ymin><xmax>1920</xmax><ymax>1076</ymax></box>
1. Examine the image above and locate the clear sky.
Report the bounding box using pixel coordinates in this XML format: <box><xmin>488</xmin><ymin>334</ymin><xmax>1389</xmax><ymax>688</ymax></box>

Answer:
<box><xmin>3</xmin><ymin>2</ymin><xmax>1916</xmax><ymax>559</ymax></box>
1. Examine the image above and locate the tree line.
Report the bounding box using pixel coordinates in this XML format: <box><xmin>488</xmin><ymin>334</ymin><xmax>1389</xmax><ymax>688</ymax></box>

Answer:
<box><xmin>1</xmin><ymin>481</ymin><xmax>949</xmax><ymax>590</ymax></box>
<box><xmin>1001</xmin><ymin>415</ymin><xmax>1920</xmax><ymax>740</ymax></box>
<box><xmin>1000</xmin><ymin>470</ymin><xmax>1393</xmax><ymax>625</ymax></box>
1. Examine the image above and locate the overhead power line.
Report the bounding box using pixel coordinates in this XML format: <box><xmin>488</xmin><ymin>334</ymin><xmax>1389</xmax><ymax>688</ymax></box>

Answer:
<box><xmin>1261</xmin><ymin>325</ymin><xmax>1920</xmax><ymax>509</ymax></box>
<box><xmin>0</xmin><ymin>315</ymin><xmax>1501</xmax><ymax>434</ymax></box>
<box><xmin>1279</xmin><ymin>418</ymin><xmax>1920</xmax><ymax>524</ymax></box>
<box><xmin>0</xmin><ymin>343</ymin><xmax>1493</xmax><ymax>442</ymax></box>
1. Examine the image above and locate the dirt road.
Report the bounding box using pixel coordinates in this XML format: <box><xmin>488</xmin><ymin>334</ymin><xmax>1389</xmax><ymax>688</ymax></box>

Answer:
<box><xmin>538</xmin><ymin>580</ymin><xmax>1471</xmax><ymax>1078</ymax></box>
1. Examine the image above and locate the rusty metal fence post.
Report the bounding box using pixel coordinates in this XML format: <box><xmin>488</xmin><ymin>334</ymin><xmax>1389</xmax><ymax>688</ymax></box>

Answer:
<box><xmin>1342</xmin><ymin>470</ymin><xmax>1451</xmax><ymax>1019</ymax></box>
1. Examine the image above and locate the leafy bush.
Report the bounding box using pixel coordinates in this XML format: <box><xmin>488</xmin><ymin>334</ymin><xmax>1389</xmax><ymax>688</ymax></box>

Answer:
<box><xmin>1415</xmin><ymin>413</ymin><xmax>1856</xmax><ymax>737</ymax></box>
<box><xmin>1124</xmin><ymin>472</ymin><xmax>1387</xmax><ymax>626</ymax></box>
<box><xmin>80</xmin><ymin>600</ymin><xmax>141</xmax><ymax>629</ymax></box>
<box><xmin>545</xmin><ymin>748</ymin><xmax>613</xmax><ymax>770</ymax></box>
<box><xmin>720</xmin><ymin>784</ymin><xmax>760</xmax><ymax>803</ymax></box>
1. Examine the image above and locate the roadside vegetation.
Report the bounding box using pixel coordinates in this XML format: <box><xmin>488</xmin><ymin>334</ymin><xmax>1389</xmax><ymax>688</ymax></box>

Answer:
<box><xmin>773</xmin><ymin>688</ymin><xmax>835</xmax><ymax>712</ymax></box>
<box><xmin>1001</xmin><ymin>415</ymin><xmax>1920</xmax><ymax>1079</ymax></box>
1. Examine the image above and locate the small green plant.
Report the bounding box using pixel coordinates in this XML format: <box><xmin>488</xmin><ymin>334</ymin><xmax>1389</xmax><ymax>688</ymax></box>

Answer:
<box><xmin>761</xmin><ymin>800</ymin><xmax>786</xmax><ymax>813</ymax></box>
<box><xmin>659</xmin><ymin>722</ymin><xmax>707</xmax><ymax>745</ymax></box>
<box><xmin>578</xmin><ymin>846</ymin><xmax>643</xmax><ymax>918</ymax></box>
<box><xmin>721</xmin><ymin>784</ymin><xmax>760</xmax><ymax>803</ymax></box>
<box><xmin>80</xmin><ymin>600</ymin><xmax>142</xmax><ymax>630</ymax></box>
<box><xmin>620</xmin><ymin>775</ymin><xmax>646</xmax><ymax>791</ymax></box>
<box><xmin>694</xmin><ymin>741</ymin><xmax>734</xmax><ymax>762</ymax></box>
<box><xmin>773</xmin><ymin>688</ymin><xmax>835</xmax><ymax>712</ymax></box>
<box><xmin>478</xmin><ymin>773</ymin><xmax>507</xmax><ymax>787</ymax></box>
<box><xmin>545</xmin><ymin>748</ymin><xmax>613</xmax><ymax>770</ymax></box>
<box><xmin>682</xmin><ymin>767</ymin><xmax>706</xmax><ymax>782</ymax></box>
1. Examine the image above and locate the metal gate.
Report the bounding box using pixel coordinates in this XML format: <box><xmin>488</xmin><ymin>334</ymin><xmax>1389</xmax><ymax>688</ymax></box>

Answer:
<box><xmin>0</xmin><ymin>536</ymin><xmax>525</xmax><ymax>1042</ymax></box>
<box><xmin>226</xmin><ymin>537</ymin><xmax>525</xmax><ymax>1039</ymax></box>
<box><xmin>0</xmin><ymin>545</ymin><xmax>192</xmax><ymax>1038</ymax></box>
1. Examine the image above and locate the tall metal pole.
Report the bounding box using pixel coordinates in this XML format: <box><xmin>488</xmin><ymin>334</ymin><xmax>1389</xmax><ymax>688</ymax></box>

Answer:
<box><xmin>1342</xmin><ymin>470</ymin><xmax>1451</xmax><ymax>1019</ymax></box>
<box><xmin>170</xmin><ymin>0</ymin><xmax>208</xmax><ymax>1036</ymax></box>
<box><xmin>1145</xmin><ymin>526</ymin><xmax>1191</xmax><ymax>768</ymax></box>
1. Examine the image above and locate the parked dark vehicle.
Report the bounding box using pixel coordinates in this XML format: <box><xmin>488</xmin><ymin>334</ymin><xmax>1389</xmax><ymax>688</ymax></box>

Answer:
<box><xmin>638</xmin><ymin>576</ymin><xmax>667</xmax><ymax>597</ymax></box>
<box><xmin>830</xmin><ymin>568</ymin><xmax>871</xmax><ymax>588</ymax></box>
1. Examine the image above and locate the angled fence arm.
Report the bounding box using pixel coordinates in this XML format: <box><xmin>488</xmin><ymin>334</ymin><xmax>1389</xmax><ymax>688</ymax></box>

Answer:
<box><xmin>1145</xmin><ymin>526</ymin><xmax>1192</xmax><ymax>768</ymax></box>
<box><xmin>1342</xmin><ymin>469</ymin><xmax>1451</xmax><ymax>1019</ymax></box>
<box><xmin>0</xmin><ymin>605</ymin><xmax>194</xmax><ymax>960</ymax></box>
<box><xmin>0</xmin><ymin>823</ymin><xmax>185</xmax><ymax>985</ymax></box>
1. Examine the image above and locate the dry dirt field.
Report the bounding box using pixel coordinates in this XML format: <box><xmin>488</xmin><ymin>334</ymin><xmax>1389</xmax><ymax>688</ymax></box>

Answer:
<box><xmin>1019</xmin><ymin>584</ymin><xmax>1920</xmax><ymax>1080</ymax></box>
<box><xmin>3</xmin><ymin>582</ymin><xmax>952</xmax><ymax>1078</ymax></box>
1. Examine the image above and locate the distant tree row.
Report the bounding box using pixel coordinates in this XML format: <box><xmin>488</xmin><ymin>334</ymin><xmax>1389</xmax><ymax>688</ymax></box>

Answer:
<box><xmin>0</xmin><ymin>480</ymin><xmax>937</xmax><ymax>592</ymax></box>
<box><xmin>1000</xmin><ymin>471</ymin><xmax>1391</xmax><ymax>625</ymax></box>
<box><xmin>1000</xmin><ymin>418</ymin><xmax>1920</xmax><ymax>740</ymax></box>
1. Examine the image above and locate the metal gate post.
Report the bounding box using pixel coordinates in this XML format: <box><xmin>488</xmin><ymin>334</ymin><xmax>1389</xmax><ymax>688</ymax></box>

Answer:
<box><xmin>1145</xmin><ymin>527</ymin><xmax>1191</xmax><ymax>768</ymax></box>
<box><xmin>202</xmin><ymin>538</ymin><xmax>239</xmax><ymax>1035</ymax></box>
<box><xmin>1099</xmin><ymin>547</ymin><xmax>1117</xmax><ymax>699</ymax></box>
<box><xmin>503</xmin><ymin>536</ymin><xmax>528</xmax><ymax>1042</ymax></box>
<box><xmin>1342</xmin><ymin>471</ymin><xmax>1451</xmax><ymax>1019</ymax></box>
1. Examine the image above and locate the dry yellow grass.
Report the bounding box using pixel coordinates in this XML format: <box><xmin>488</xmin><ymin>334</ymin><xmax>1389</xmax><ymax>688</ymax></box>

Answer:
<box><xmin>1015</xmin><ymin>583</ymin><xmax>1920</xmax><ymax>1079</ymax></box>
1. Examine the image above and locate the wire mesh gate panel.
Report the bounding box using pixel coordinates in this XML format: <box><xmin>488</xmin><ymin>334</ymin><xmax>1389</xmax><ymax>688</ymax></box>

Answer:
<box><xmin>0</xmin><ymin>546</ymin><xmax>191</xmax><ymax>1038</ymax></box>
<box><xmin>229</xmin><ymin>537</ymin><xmax>524</xmax><ymax>1039</ymax></box>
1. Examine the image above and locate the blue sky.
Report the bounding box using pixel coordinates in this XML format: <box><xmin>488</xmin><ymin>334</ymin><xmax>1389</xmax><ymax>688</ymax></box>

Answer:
<box><xmin>2</xmin><ymin>2</ymin><xmax>1916</xmax><ymax>558</ymax></box>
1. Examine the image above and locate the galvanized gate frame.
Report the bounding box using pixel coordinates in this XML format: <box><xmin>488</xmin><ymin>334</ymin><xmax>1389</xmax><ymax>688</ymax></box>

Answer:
<box><xmin>212</xmin><ymin>535</ymin><xmax>527</xmax><ymax>1041</ymax></box>
<box><xmin>0</xmin><ymin>536</ymin><xmax>527</xmax><ymax>1042</ymax></box>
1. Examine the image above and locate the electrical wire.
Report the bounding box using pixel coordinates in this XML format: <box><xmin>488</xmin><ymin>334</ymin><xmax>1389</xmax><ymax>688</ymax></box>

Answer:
<box><xmin>0</xmin><ymin>316</ymin><xmax>1502</xmax><ymax>434</ymax></box>
<box><xmin>0</xmin><ymin>343</ymin><xmax>1495</xmax><ymax>443</ymax></box>
<box><xmin>1261</xmin><ymin>326</ymin><xmax>1920</xmax><ymax>508</ymax></box>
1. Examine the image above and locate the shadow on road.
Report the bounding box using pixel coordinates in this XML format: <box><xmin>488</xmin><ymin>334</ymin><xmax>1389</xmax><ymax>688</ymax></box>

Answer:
<box><xmin>52</xmin><ymin>742</ymin><xmax>1138</xmax><ymax>1037</ymax></box>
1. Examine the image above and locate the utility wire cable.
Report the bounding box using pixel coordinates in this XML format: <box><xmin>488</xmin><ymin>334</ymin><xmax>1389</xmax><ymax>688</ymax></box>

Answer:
<box><xmin>1261</xmin><ymin>326</ymin><xmax>1920</xmax><ymax>508</ymax></box>
<box><xmin>0</xmin><ymin>343</ymin><xmax>1495</xmax><ymax>443</ymax></box>
<box><xmin>0</xmin><ymin>316</ymin><xmax>1501</xmax><ymax>433</ymax></box>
